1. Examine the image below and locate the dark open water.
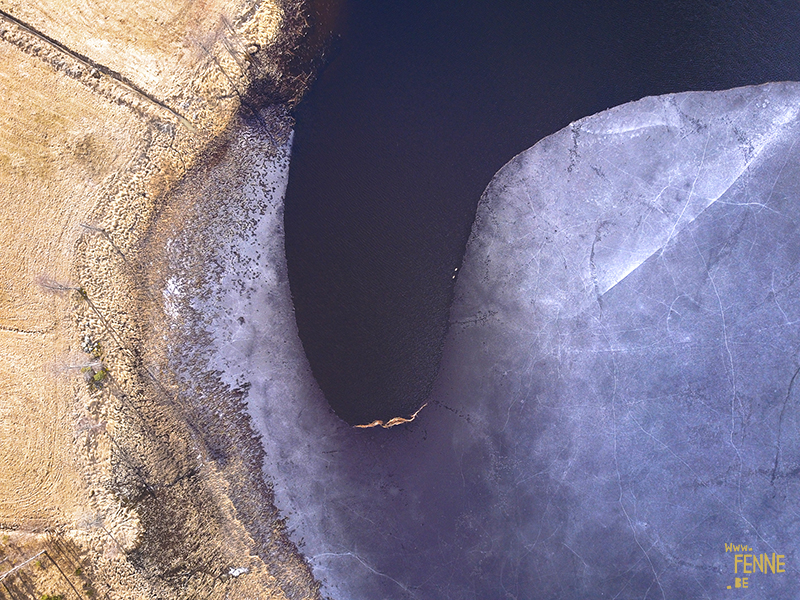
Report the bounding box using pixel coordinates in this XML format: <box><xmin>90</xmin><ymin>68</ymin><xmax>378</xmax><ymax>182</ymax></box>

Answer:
<box><xmin>284</xmin><ymin>0</ymin><xmax>800</xmax><ymax>425</ymax></box>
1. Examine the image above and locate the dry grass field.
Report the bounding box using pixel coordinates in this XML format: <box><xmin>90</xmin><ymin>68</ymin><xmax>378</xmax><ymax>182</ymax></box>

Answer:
<box><xmin>0</xmin><ymin>20</ymin><xmax>145</xmax><ymax>531</ymax></box>
<box><xmin>0</xmin><ymin>1</ymin><xmax>322</xmax><ymax>597</ymax></box>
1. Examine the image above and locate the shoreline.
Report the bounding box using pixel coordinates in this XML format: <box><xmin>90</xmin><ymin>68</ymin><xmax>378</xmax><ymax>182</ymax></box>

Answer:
<box><xmin>0</xmin><ymin>1</ymin><xmax>330</xmax><ymax>595</ymax></box>
<box><xmin>178</xmin><ymin>82</ymin><xmax>800</xmax><ymax>600</ymax></box>
<box><xmin>114</xmin><ymin>111</ymin><xmax>322</xmax><ymax>598</ymax></box>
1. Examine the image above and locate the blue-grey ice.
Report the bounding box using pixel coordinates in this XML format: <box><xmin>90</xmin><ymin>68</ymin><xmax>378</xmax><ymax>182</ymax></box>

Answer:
<box><xmin>204</xmin><ymin>83</ymin><xmax>800</xmax><ymax>599</ymax></box>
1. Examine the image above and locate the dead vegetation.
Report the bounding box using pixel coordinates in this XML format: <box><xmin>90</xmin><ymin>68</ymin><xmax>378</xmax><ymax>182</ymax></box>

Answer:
<box><xmin>0</xmin><ymin>0</ymin><xmax>329</xmax><ymax>597</ymax></box>
<box><xmin>0</xmin><ymin>531</ymin><xmax>107</xmax><ymax>599</ymax></box>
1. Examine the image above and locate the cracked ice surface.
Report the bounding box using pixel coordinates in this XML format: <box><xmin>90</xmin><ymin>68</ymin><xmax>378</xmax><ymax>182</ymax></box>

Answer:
<box><xmin>210</xmin><ymin>83</ymin><xmax>800</xmax><ymax>599</ymax></box>
<box><xmin>440</xmin><ymin>82</ymin><xmax>800</xmax><ymax>598</ymax></box>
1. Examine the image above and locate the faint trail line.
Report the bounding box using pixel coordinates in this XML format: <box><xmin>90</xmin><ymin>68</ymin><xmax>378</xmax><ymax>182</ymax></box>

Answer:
<box><xmin>0</xmin><ymin>550</ymin><xmax>45</xmax><ymax>582</ymax></box>
<box><xmin>0</xmin><ymin>8</ymin><xmax>195</xmax><ymax>132</ymax></box>
<box><xmin>0</xmin><ymin>324</ymin><xmax>54</xmax><ymax>335</ymax></box>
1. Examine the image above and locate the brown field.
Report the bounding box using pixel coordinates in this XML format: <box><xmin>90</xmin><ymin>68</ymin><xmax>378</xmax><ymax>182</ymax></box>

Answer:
<box><xmin>0</xmin><ymin>30</ymin><xmax>143</xmax><ymax>530</ymax></box>
<box><xmin>0</xmin><ymin>1</ymin><xmax>321</xmax><ymax>597</ymax></box>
